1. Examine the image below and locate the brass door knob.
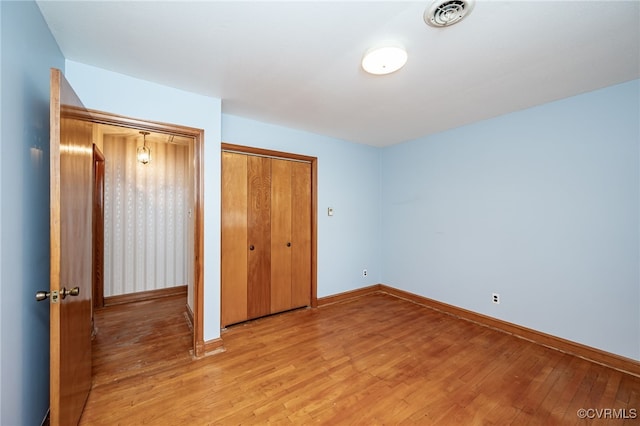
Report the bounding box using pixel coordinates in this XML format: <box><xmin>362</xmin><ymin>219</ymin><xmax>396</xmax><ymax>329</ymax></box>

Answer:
<box><xmin>35</xmin><ymin>291</ymin><xmax>50</xmax><ymax>301</ymax></box>
<box><xmin>61</xmin><ymin>287</ymin><xmax>80</xmax><ymax>299</ymax></box>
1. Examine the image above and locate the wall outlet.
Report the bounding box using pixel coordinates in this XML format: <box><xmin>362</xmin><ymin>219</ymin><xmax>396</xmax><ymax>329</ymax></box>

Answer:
<box><xmin>492</xmin><ymin>293</ymin><xmax>500</xmax><ymax>304</ymax></box>
<box><xmin>363</xmin><ymin>269</ymin><xmax>368</xmax><ymax>277</ymax></box>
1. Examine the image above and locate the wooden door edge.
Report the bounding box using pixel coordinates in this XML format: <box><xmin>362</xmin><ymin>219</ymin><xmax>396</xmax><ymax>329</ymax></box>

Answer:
<box><xmin>49</xmin><ymin>67</ymin><xmax>63</xmax><ymax>426</ymax></box>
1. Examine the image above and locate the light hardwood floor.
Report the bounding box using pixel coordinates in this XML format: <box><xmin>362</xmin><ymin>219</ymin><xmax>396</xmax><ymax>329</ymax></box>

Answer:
<box><xmin>80</xmin><ymin>292</ymin><xmax>639</xmax><ymax>425</ymax></box>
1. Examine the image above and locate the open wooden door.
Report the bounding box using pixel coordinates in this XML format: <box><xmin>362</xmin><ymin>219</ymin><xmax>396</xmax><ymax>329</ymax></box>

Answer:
<box><xmin>46</xmin><ymin>68</ymin><xmax>94</xmax><ymax>425</ymax></box>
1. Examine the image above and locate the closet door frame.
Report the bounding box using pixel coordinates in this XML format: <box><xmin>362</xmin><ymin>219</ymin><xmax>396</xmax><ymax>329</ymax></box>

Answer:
<box><xmin>221</xmin><ymin>143</ymin><xmax>318</xmax><ymax>310</ymax></box>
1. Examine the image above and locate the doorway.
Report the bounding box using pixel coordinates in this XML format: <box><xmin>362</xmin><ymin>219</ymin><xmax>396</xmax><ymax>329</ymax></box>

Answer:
<box><xmin>84</xmin><ymin>109</ymin><xmax>205</xmax><ymax>356</ymax></box>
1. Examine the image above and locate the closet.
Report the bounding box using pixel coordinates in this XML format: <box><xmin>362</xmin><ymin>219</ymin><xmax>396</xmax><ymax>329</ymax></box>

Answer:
<box><xmin>221</xmin><ymin>145</ymin><xmax>315</xmax><ymax>327</ymax></box>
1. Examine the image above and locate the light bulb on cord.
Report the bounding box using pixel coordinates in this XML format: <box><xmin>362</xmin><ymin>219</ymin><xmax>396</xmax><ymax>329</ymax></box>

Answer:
<box><xmin>137</xmin><ymin>131</ymin><xmax>151</xmax><ymax>164</ymax></box>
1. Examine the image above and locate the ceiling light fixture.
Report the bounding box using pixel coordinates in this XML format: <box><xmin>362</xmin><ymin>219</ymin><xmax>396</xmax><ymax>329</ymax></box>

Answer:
<box><xmin>362</xmin><ymin>46</ymin><xmax>408</xmax><ymax>75</ymax></box>
<box><xmin>424</xmin><ymin>0</ymin><xmax>475</xmax><ymax>28</ymax></box>
<box><xmin>137</xmin><ymin>131</ymin><xmax>151</xmax><ymax>164</ymax></box>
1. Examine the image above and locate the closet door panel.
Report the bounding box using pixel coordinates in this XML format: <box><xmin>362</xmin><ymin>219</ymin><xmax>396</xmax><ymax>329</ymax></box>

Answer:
<box><xmin>291</xmin><ymin>161</ymin><xmax>312</xmax><ymax>307</ymax></box>
<box><xmin>270</xmin><ymin>159</ymin><xmax>293</xmax><ymax>313</ymax></box>
<box><xmin>247</xmin><ymin>155</ymin><xmax>272</xmax><ymax>319</ymax></box>
<box><xmin>221</xmin><ymin>152</ymin><xmax>248</xmax><ymax>326</ymax></box>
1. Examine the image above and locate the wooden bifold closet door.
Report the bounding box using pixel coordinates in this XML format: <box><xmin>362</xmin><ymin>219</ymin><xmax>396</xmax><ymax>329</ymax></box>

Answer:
<box><xmin>221</xmin><ymin>150</ymin><xmax>312</xmax><ymax>327</ymax></box>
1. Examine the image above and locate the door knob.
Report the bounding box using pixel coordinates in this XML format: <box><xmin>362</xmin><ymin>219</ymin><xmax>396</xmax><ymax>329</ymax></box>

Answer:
<box><xmin>61</xmin><ymin>287</ymin><xmax>80</xmax><ymax>299</ymax></box>
<box><xmin>36</xmin><ymin>287</ymin><xmax>79</xmax><ymax>302</ymax></box>
<box><xmin>287</xmin><ymin>242</ymin><xmax>291</xmax><ymax>247</ymax></box>
<box><xmin>249</xmin><ymin>245</ymin><xmax>255</xmax><ymax>251</ymax></box>
<box><xmin>35</xmin><ymin>291</ymin><xmax>50</xmax><ymax>301</ymax></box>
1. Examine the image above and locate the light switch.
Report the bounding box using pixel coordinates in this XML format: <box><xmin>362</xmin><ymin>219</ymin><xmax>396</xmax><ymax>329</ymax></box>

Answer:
<box><xmin>328</xmin><ymin>207</ymin><xmax>334</xmax><ymax>216</ymax></box>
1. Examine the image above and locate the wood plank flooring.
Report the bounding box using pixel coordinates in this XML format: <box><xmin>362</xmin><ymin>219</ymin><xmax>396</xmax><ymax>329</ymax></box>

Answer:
<box><xmin>80</xmin><ymin>292</ymin><xmax>639</xmax><ymax>425</ymax></box>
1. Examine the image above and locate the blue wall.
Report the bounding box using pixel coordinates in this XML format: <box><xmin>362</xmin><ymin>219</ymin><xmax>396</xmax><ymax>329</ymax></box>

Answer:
<box><xmin>222</xmin><ymin>115</ymin><xmax>382</xmax><ymax>297</ymax></box>
<box><xmin>381</xmin><ymin>80</ymin><xmax>640</xmax><ymax>360</ymax></box>
<box><xmin>1</xmin><ymin>4</ymin><xmax>637</xmax><ymax>424</ymax></box>
<box><xmin>0</xmin><ymin>1</ymin><xmax>65</xmax><ymax>424</ymax></box>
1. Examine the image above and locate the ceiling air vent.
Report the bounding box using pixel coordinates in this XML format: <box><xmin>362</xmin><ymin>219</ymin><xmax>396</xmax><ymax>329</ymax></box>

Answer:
<box><xmin>424</xmin><ymin>0</ymin><xmax>475</xmax><ymax>27</ymax></box>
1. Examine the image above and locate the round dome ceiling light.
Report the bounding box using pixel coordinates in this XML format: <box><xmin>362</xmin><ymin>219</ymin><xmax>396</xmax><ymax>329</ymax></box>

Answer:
<box><xmin>424</xmin><ymin>0</ymin><xmax>475</xmax><ymax>28</ymax></box>
<box><xmin>361</xmin><ymin>46</ymin><xmax>408</xmax><ymax>75</ymax></box>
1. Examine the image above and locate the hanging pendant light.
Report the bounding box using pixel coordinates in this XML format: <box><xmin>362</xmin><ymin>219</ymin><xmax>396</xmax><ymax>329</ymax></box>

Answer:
<box><xmin>137</xmin><ymin>131</ymin><xmax>151</xmax><ymax>164</ymax></box>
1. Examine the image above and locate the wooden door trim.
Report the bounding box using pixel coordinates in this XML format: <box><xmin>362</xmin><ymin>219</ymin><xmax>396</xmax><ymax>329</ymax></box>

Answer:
<box><xmin>221</xmin><ymin>143</ymin><xmax>318</xmax><ymax>308</ymax></box>
<box><xmin>92</xmin><ymin>145</ymin><xmax>105</xmax><ymax>310</ymax></box>
<box><xmin>76</xmin><ymin>108</ymin><xmax>206</xmax><ymax>358</ymax></box>
<box><xmin>222</xmin><ymin>143</ymin><xmax>315</xmax><ymax>163</ymax></box>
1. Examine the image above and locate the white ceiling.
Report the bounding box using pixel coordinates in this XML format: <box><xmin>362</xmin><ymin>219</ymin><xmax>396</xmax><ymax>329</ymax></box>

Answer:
<box><xmin>36</xmin><ymin>1</ymin><xmax>640</xmax><ymax>147</ymax></box>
